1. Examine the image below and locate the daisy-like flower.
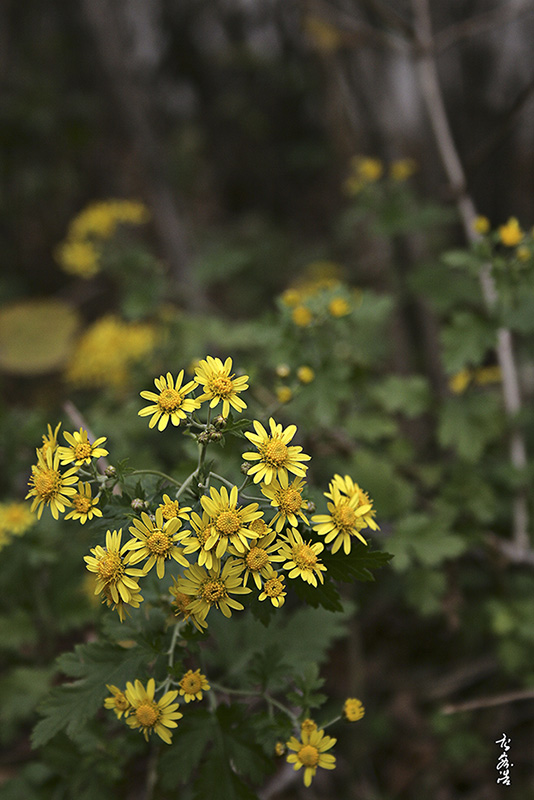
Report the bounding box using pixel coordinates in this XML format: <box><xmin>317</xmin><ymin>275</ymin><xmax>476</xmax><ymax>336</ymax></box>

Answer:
<box><xmin>127</xmin><ymin>509</ymin><xmax>190</xmax><ymax>579</ymax></box>
<box><xmin>125</xmin><ymin>678</ymin><xmax>182</xmax><ymax>744</ymax></box>
<box><xmin>84</xmin><ymin>529</ymin><xmax>144</xmax><ymax>608</ymax></box>
<box><xmin>138</xmin><ymin>371</ymin><xmax>199</xmax><ymax>431</ymax></box>
<box><xmin>26</xmin><ymin>448</ymin><xmax>78</xmax><ymax>519</ymax></box>
<box><xmin>178</xmin><ymin>669</ymin><xmax>210</xmax><ymax>702</ymax></box>
<box><xmin>64</xmin><ymin>481</ymin><xmax>102</xmax><ymax>524</ymax></box>
<box><xmin>194</xmin><ymin>355</ymin><xmax>249</xmax><ymax>417</ymax></box>
<box><xmin>182</xmin><ymin>510</ymin><xmax>220</xmax><ymax>570</ymax></box>
<box><xmin>242</xmin><ymin>418</ymin><xmax>311</xmax><ymax>485</ymax></box>
<box><xmin>343</xmin><ymin>698</ymin><xmax>365</xmax><ymax>722</ymax></box>
<box><xmin>313</xmin><ymin>476</ymin><xmax>378</xmax><ymax>554</ymax></box>
<box><xmin>102</xmin><ymin>581</ymin><xmax>144</xmax><ymax>623</ymax></box>
<box><xmin>168</xmin><ymin>581</ymin><xmax>207</xmax><ymax>631</ymax></box>
<box><xmin>175</xmin><ymin>559</ymin><xmax>251</xmax><ymax>622</ymax></box>
<box><xmin>58</xmin><ymin>428</ymin><xmax>109</xmax><ymax>466</ymax></box>
<box><xmin>104</xmin><ymin>684</ymin><xmax>131</xmax><ymax>719</ymax></box>
<box><xmin>157</xmin><ymin>493</ymin><xmax>191</xmax><ymax>524</ymax></box>
<box><xmin>0</xmin><ymin>501</ymin><xmax>36</xmax><ymax>537</ymax></box>
<box><xmin>229</xmin><ymin>528</ymin><xmax>281</xmax><ymax>590</ymax></box>
<box><xmin>200</xmin><ymin>485</ymin><xmax>262</xmax><ymax>559</ymax></box>
<box><xmin>39</xmin><ymin>422</ymin><xmax>62</xmax><ymax>459</ymax></box>
<box><xmin>286</xmin><ymin>727</ymin><xmax>337</xmax><ymax>787</ymax></box>
<box><xmin>258</xmin><ymin>569</ymin><xmax>287</xmax><ymax>607</ymax></box>
<box><xmin>261</xmin><ymin>474</ymin><xmax>309</xmax><ymax>532</ymax></box>
<box><xmin>273</xmin><ymin>527</ymin><xmax>327</xmax><ymax>587</ymax></box>
<box><xmin>301</xmin><ymin>719</ymin><xmax>318</xmax><ymax>736</ymax></box>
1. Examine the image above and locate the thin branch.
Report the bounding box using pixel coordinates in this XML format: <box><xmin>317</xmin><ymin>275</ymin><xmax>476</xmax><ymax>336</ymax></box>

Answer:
<box><xmin>442</xmin><ymin>688</ymin><xmax>534</xmax><ymax>715</ymax></box>
<box><xmin>311</xmin><ymin>0</ymin><xmax>408</xmax><ymax>52</ymax></box>
<box><xmin>411</xmin><ymin>0</ymin><xmax>529</xmax><ymax>550</ymax></box>
<box><xmin>435</xmin><ymin>3</ymin><xmax>534</xmax><ymax>53</ymax></box>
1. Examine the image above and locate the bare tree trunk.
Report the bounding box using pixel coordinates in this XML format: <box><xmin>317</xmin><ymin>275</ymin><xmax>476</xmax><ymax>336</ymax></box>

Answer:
<box><xmin>80</xmin><ymin>0</ymin><xmax>207</xmax><ymax>311</ymax></box>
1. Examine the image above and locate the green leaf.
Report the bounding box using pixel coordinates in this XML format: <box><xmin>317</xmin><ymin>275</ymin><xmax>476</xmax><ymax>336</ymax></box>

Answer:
<box><xmin>0</xmin><ymin>609</ymin><xmax>37</xmax><ymax>651</ymax></box>
<box><xmin>31</xmin><ymin>640</ymin><xmax>150</xmax><ymax>748</ymax></box>
<box><xmin>404</xmin><ymin>569</ymin><xmax>447</xmax><ymax>615</ymax></box>
<box><xmin>441</xmin><ymin>249</ymin><xmax>482</xmax><ymax>271</ymax></box>
<box><xmin>387</xmin><ymin>513</ymin><xmax>466</xmax><ymax>571</ymax></box>
<box><xmin>371</xmin><ymin>375</ymin><xmax>431</xmax><ymax>418</ymax></box>
<box><xmin>323</xmin><ymin>546</ymin><xmax>393</xmax><ymax>583</ymax></box>
<box><xmin>441</xmin><ymin>312</ymin><xmax>495</xmax><ymax>374</ymax></box>
<box><xmin>438</xmin><ymin>394</ymin><xmax>503</xmax><ymax>461</ymax></box>
<box><xmin>158</xmin><ymin>709</ymin><xmax>214</xmax><ymax>789</ymax></box>
<box><xmin>289</xmin><ymin>574</ymin><xmax>344</xmax><ymax>612</ymax></box>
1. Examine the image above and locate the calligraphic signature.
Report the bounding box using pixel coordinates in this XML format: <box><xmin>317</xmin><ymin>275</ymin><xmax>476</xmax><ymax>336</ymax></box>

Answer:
<box><xmin>495</xmin><ymin>733</ymin><xmax>512</xmax><ymax>786</ymax></box>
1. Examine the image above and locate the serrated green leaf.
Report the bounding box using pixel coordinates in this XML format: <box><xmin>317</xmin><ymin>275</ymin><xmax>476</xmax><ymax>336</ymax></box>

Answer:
<box><xmin>31</xmin><ymin>640</ymin><xmax>150</xmax><ymax>748</ymax></box>
<box><xmin>387</xmin><ymin>513</ymin><xmax>466</xmax><ymax>570</ymax></box>
<box><xmin>438</xmin><ymin>394</ymin><xmax>502</xmax><ymax>461</ymax></box>
<box><xmin>323</xmin><ymin>546</ymin><xmax>393</xmax><ymax>583</ymax></box>
<box><xmin>158</xmin><ymin>709</ymin><xmax>214</xmax><ymax>789</ymax></box>
<box><xmin>371</xmin><ymin>375</ymin><xmax>431</xmax><ymax>418</ymax></box>
<box><xmin>289</xmin><ymin>574</ymin><xmax>344</xmax><ymax>611</ymax></box>
<box><xmin>441</xmin><ymin>312</ymin><xmax>495</xmax><ymax>374</ymax></box>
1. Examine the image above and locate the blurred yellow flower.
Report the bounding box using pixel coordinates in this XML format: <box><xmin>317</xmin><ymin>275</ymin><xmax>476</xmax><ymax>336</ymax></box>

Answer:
<box><xmin>343</xmin><ymin>697</ymin><xmax>365</xmax><ymax>722</ymax></box>
<box><xmin>389</xmin><ymin>159</ymin><xmax>417</xmax><ymax>181</ymax></box>
<box><xmin>328</xmin><ymin>297</ymin><xmax>351</xmax><ymax>317</ymax></box>
<box><xmin>292</xmin><ymin>306</ymin><xmax>312</xmax><ymax>327</ymax></box>
<box><xmin>472</xmin><ymin>215</ymin><xmax>490</xmax><ymax>235</ymax></box>
<box><xmin>449</xmin><ymin>368</ymin><xmax>471</xmax><ymax>394</ymax></box>
<box><xmin>276</xmin><ymin>386</ymin><xmax>292</xmax><ymax>404</ymax></box>
<box><xmin>56</xmin><ymin>240</ymin><xmax>100</xmax><ymax>278</ymax></box>
<box><xmin>296</xmin><ymin>365</ymin><xmax>315</xmax><ymax>384</ymax></box>
<box><xmin>499</xmin><ymin>217</ymin><xmax>523</xmax><ymax>247</ymax></box>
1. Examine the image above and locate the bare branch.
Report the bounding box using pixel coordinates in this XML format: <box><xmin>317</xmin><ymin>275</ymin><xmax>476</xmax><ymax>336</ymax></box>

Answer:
<box><xmin>435</xmin><ymin>3</ymin><xmax>534</xmax><ymax>54</ymax></box>
<box><xmin>442</xmin><ymin>688</ymin><xmax>534</xmax><ymax>715</ymax></box>
<box><xmin>310</xmin><ymin>0</ymin><xmax>409</xmax><ymax>52</ymax></box>
<box><xmin>411</xmin><ymin>0</ymin><xmax>529</xmax><ymax>548</ymax></box>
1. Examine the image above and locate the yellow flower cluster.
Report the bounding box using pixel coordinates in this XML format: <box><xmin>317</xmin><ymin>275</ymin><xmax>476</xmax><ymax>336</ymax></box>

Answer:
<box><xmin>280</xmin><ymin>261</ymin><xmax>359</xmax><ymax>328</ymax></box>
<box><xmin>64</xmin><ymin>315</ymin><xmax>158</xmax><ymax>390</ymax></box>
<box><xmin>345</xmin><ymin>155</ymin><xmax>416</xmax><ymax>195</ymax></box>
<box><xmin>449</xmin><ymin>365</ymin><xmax>502</xmax><ymax>395</ymax></box>
<box><xmin>55</xmin><ymin>199</ymin><xmax>150</xmax><ymax>278</ymax></box>
<box><xmin>0</xmin><ymin>501</ymin><xmax>36</xmax><ymax>551</ymax></box>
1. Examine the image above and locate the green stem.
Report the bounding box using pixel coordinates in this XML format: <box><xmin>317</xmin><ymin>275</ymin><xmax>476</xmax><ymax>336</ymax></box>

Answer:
<box><xmin>159</xmin><ymin>623</ymin><xmax>182</xmax><ymax>695</ymax></box>
<box><xmin>130</xmin><ymin>469</ymin><xmax>181</xmax><ymax>488</ymax></box>
<box><xmin>208</xmin><ymin>472</ymin><xmax>235</xmax><ymax>490</ymax></box>
<box><xmin>176</xmin><ymin>471</ymin><xmax>196</xmax><ymax>499</ymax></box>
<box><xmin>263</xmin><ymin>693</ymin><xmax>299</xmax><ymax>723</ymax></box>
<box><xmin>322</xmin><ymin>714</ymin><xmax>342</xmax><ymax>729</ymax></box>
<box><xmin>209</xmin><ymin>683</ymin><xmax>298</xmax><ymax>722</ymax></box>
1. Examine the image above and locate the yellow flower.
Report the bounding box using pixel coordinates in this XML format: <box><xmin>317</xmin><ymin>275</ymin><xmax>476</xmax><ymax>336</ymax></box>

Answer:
<box><xmin>301</xmin><ymin>719</ymin><xmax>318</xmax><ymax>736</ymax></box>
<box><xmin>178</xmin><ymin>669</ymin><xmax>210</xmax><ymax>702</ymax></box>
<box><xmin>168</xmin><ymin>583</ymin><xmax>207</xmax><ymax>632</ymax></box>
<box><xmin>296</xmin><ymin>365</ymin><xmax>315</xmax><ymax>384</ymax></box>
<box><xmin>200</xmin><ymin>485</ymin><xmax>262</xmax><ymax>558</ymax></box>
<box><xmin>175</xmin><ymin>560</ymin><xmax>251</xmax><ymax>622</ymax></box>
<box><xmin>104</xmin><ymin>685</ymin><xmax>132</xmax><ymax>719</ymax></box>
<box><xmin>260</xmin><ymin>474</ymin><xmax>309</xmax><ymax>532</ymax></box>
<box><xmin>182</xmin><ymin>510</ymin><xmax>220</xmax><ymax>570</ymax></box>
<box><xmin>273</xmin><ymin>527</ymin><xmax>326</xmax><ymax>587</ymax></box>
<box><xmin>84</xmin><ymin>529</ymin><xmax>144</xmax><ymax>612</ymax></box>
<box><xmin>228</xmin><ymin>528</ymin><xmax>281</xmax><ymax>590</ymax></box>
<box><xmin>276</xmin><ymin>386</ymin><xmax>292</xmax><ymax>404</ymax></box>
<box><xmin>303</xmin><ymin>15</ymin><xmax>342</xmax><ymax>52</ymax></box>
<box><xmin>55</xmin><ymin>239</ymin><xmax>100</xmax><ymax>278</ymax></box>
<box><xmin>472</xmin><ymin>215</ymin><xmax>490</xmax><ymax>235</ymax></box>
<box><xmin>65</xmin><ymin>316</ymin><xmax>158</xmax><ymax>390</ymax></box>
<box><xmin>474</xmin><ymin>365</ymin><xmax>501</xmax><ymax>386</ymax></box>
<box><xmin>449</xmin><ymin>368</ymin><xmax>472</xmax><ymax>394</ymax></box>
<box><xmin>286</xmin><ymin>727</ymin><xmax>336</xmax><ymax>787</ymax></box>
<box><xmin>275</xmin><ymin>742</ymin><xmax>286</xmax><ymax>756</ymax></box>
<box><xmin>313</xmin><ymin>477</ymin><xmax>378</xmax><ymax>554</ymax></box>
<box><xmin>127</xmin><ymin>508</ymin><xmax>190</xmax><ymax>579</ymax></box>
<box><xmin>157</xmin><ymin>494</ymin><xmax>191</xmax><ymax>523</ymax></box>
<box><xmin>64</xmin><ymin>481</ymin><xmax>102</xmax><ymax>524</ymax></box>
<box><xmin>0</xmin><ymin>501</ymin><xmax>36</xmax><ymax>537</ymax></box>
<box><xmin>499</xmin><ymin>217</ymin><xmax>523</xmax><ymax>247</ymax></box>
<box><xmin>291</xmin><ymin>306</ymin><xmax>312</xmax><ymax>327</ymax></box>
<box><xmin>26</xmin><ymin>448</ymin><xmax>78</xmax><ymax>520</ymax></box>
<box><xmin>516</xmin><ymin>245</ymin><xmax>531</xmax><ymax>262</ymax></box>
<box><xmin>125</xmin><ymin>678</ymin><xmax>182</xmax><ymax>744</ymax></box>
<box><xmin>280</xmin><ymin>289</ymin><xmax>302</xmax><ymax>307</ymax></box>
<box><xmin>275</xmin><ymin>363</ymin><xmax>291</xmax><ymax>378</ymax></box>
<box><xmin>58</xmin><ymin>428</ymin><xmax>108</xmax><ymax>466</ymax></box>
<box><xmin>258</xmin><ymin>570</ymin><xmax>287</xmax><ymax>607</ymax></box>
<box><xmin>68</xmin><ymin>199</ymin><xmax>150</xmax><ymax>240</ymax></box>
<box><xmin>328</xmin><ymin>297</ymin><xmax>351</xmax><ymax>317</ymax></box>
<box><xmin>39</xmin><ymin>422</ymin><xmax>62</xmax><ymax>459</ymax></box>
<box><xmin>351</xmin><ymin>156</ymin><xmax>383</xmax><ymax>182</ymax></box>
<box><xmin>343</xmin><ymin>697</ymin><xmax>365</xmax><ymax>722</ymax></box>
<box><xmin>194</xmin><ymin>356</ymin><xmax>249</xmax><ymax>417</ymax></box>
<box><xmin>139</xmin><ymin>370</ymin><xmax>199</xmax><ymax>431</ymax></box>
<box><xmin>243</xmin><ymin>417</ymin><xmax>311</xmax><ymax>485</ymax></box>
<box><xmin>389</xmin><ymin>158</ymin><xmax>417</xmax><ymax>181</ymax></box>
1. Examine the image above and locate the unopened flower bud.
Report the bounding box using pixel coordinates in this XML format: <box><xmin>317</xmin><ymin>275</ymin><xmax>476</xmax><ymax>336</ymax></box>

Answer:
<box><xmin>240</xmin><ymin>462</ymin><xmax>250</xmax><ymax>475</ymax></box>
<box><xmin>131</xmin><ymin>498</ymin><xmax>145</xmax><ymax>512</ymax></box>
<box><xmin>306</xmin><ymin>500</ymin><xmax>316</xmax><ymax>514</ymax></box>
<box><xmin>197</xmin><ymin>431</ymin><xmax>210</xmax><ymax>445</ymax></box>
<box><xmin>210</xmin><ymin>430</ymin><xmax>223</xmax><ymax>442</ymax></box>
<box><xmin>105</xmin><ymin>465</ymin><xmax>117</xmax><ymax>477</ymax></box>
<box><xmin>213</xmin><ymin>415</ymin><xmax>227</xmax><ymax>430</ymax></box>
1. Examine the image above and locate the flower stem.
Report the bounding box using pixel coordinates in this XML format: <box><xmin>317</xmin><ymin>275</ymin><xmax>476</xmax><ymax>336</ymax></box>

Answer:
<box><xmin>130</xmin><ymin>469</ymin><xmax>181</xmax><ymax>488</ymax></box>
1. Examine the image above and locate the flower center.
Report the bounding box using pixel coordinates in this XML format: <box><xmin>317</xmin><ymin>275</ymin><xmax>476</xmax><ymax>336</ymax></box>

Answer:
<box><xmin>161</xmin><ymin>501</ymin><xmax>179</xmax><ymax>520</ymax></box>
<box><xmin>201</xmin><ymin>578</ymin><xmax>227</xmax><ymax>604</ymax></box>
<box><xmin>262</xmin><ymin>439</ymin><xmax>288</xmax><ymax>467</ymax></box>
<box><xmin>332</xmin><ymin>504</ymin><xmax>357</xmax><ymax>532</ymax></box>
<box><xmin>278</xmin><ymin>487</ymin><xmax>302</xmax><ymax>514</ymax></box>
<box><xmin>33</xmin><ymin>468</ymin><xmax>62</xmax><ymax>500</ymax></box>
<box><xmin>298</xmin><ymin>744</ymin><xmax>319</xmax><ymax>767</ymax></box>
<box><xmin>263</xmin><ymin>576</ymin><xmax>284</xmax><ymax>597</ymax></box>
<box><xmin>74</xmin><ymin>442</ymin><xmax>93</xmax><ymax>461</ymax></box>
<box><xmin>207</xmin><ymin>374</ymin><xmax>233</xmax><ymax>398</ymax></box>
<box><xmin>147</xmin><ymin>530</ymin><xmax>172</xmax><ymax>555</ymax></box>
<box><xmin>97</xmin><ymin>551</ymin><xmax>124</xmax><ymax>582</ymax></box>
<box><xmin>135</xmin><ymin>701</ymin><xmax>160</xmax><ymax>727</ymax></box>
<box><xmin>245</xmin><ymin>547</ymin><xmax>269</xmax><ymax>571</ymax></box>
<box><xmin>215</xmin><ymin>510</ymin><xmax>241</xmax><ymax>536</ymax></box>
<box><xmin>158</xmin><ymin>388</ymin><xmax>183</xmax><ymax>413</ymax></box>
<box><xmin>181</xmin><ymin>674</ymin><xmax>202</xmax><ymax>693</ymax></box>
<box><xmin>172</xmin><ymin>591</ymin><xmax>191</xmax><ymax>614</ymax></box>
<box><xmin>73</xmin><ymin>495</ymin><xmax>92</xmax><ymax>513</ymax></box>
<box><xmin>293</xmin><ymin>543</ymin><xmax>317</xmax><ymax>570</ymax></box>
<box><xmin>114</xmin><ymin>694</ymin><xmax>129</xmax><ymax>711</ymax></box>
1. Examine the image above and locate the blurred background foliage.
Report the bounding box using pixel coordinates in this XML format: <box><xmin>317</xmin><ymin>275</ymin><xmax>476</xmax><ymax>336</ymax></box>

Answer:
<box><xmin>2</xmin><ymin>0</ymin><xmax>534</xmax><ymax>798</ymax></box>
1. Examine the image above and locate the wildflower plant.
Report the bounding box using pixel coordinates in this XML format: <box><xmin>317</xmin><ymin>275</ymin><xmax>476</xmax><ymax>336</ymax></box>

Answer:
<box><xmin>26</xmin><ymin>354</ymin><xmax>391</xmax><ymax>796</ymax></box>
